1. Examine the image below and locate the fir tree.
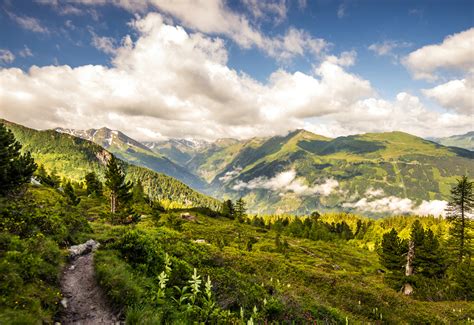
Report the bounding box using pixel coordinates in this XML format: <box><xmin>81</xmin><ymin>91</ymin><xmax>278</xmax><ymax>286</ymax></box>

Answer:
<box><xmin>379</xmin><ymin>228</ymin><xmax>406</xmax><ymax>272</ymax></box>
<box><xmin>85</xmin><ymin>172</ymin><xmax>103</xmax><ymax>196</ymax></box>
<box><xmin>104</xmin><ymin>155</ymin><xmax>132</xmax><ymax>213</ymax></box>
<box><xmin>221</xmin><ymin>199</ymin><xmax>235</xmax><ymax>219</ymax></box>
<box><xmin>0</xmin><ymin>122</ymin><xmax>36</xmax><ymax>196</ymax></box>
<box><xmin>64</xmin><ymin>181</ymin><xmax>80</xmax><ymax>206</ymax></box>
<box><xmin>235</xmin><ymin>197</ymin><xmax>247</xmax><ymax>222</ymax></box>
<box><xmin>445</xmin><ymin>175</ymin><xmax>473</xmax><ymax>262</ymax></box>
<box><xmin>132</xmin><ymin>180</ymin><xmax>145</xmax><ymax>203</ymax></box>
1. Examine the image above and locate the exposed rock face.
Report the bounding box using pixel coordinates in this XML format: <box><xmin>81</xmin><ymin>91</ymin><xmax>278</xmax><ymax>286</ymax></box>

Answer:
<box><xmin>69</xmin><ymin>239</ymin><xmax>100</xmax><ymax>259</ymax></box>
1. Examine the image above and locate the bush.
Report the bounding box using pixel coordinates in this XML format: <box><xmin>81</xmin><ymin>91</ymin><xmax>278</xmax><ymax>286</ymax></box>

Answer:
<box><xmin>94</xmin><ymin>250</ymin><xmax>149</xmax><ymax>309</ymax></box>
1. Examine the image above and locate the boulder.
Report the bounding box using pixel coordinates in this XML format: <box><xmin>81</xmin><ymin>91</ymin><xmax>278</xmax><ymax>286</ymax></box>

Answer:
<box><xmin>69</xmin><ymin>239</ymin><xmax>100</xmax><ymax>259</ymax></box>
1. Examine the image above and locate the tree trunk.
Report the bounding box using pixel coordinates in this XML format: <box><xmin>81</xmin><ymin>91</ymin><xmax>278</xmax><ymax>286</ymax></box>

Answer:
<box><xmin>110</xmin><ymin>193</ymin><xmax>117</xmax><ymax>214</ymax></box>
<box><xmin>402</xmin><ymin>240</ymin><xmax>415</xmax><ymax>295</ymax></box>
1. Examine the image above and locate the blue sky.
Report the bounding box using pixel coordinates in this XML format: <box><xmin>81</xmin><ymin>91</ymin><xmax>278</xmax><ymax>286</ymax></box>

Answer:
<box><xmin>0</xmin><ymin>0</ymin><xmax>473</xmax><ymax>140</ymax></box>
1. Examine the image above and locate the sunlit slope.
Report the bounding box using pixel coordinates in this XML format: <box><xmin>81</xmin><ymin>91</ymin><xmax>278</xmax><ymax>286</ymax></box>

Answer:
<box><xmin>3</xmin><ymin>120</ymin><xmax>220</xmax><ymax>210</ymax></box>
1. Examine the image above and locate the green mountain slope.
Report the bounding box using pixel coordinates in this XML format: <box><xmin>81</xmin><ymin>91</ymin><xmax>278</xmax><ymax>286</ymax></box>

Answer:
<box><xmin>168</xmin><ymin>130</ymin><xmax>473</xmax><ymax>215</ymax></box>
<box><xmin>55</xmin><ymin>127</ymin><xmax>207</xmax><ymax>190</ymax></box>
<box><xmin>3</xmin><ymin>120</ymin><xmax>220</xmax><ymax>210</ymax></box>
<box><xmin>430</xmin><ymin>131</ymin><xmax>474</xmax><ymax>151</ymax></box>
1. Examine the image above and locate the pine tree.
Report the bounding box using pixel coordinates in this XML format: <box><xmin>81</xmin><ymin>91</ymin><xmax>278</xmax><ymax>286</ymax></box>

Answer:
<box><xmin>235</xmin><ymin>197</ymin><xmax>247</xmax><ymax>222</ymax></box>
<box><xmin>221</xmin><ymin>199</ymin><xmax>235</xmax><ymax>219</ymax></box>
<box><xmin>85</xmin><ymin>172</ymin><xmax>103</xmax><ymax>196</ymax></box>
<box><xmin>64</xmin><ymin>181</ymin><xmax>80</xmax><ymax>206</ymax></box>
<box><xmin>104</xmin><ymin>155</ymin><xmax>132</xmax><ymax>213</ymax></box>
<box><xmin>378</xmin><ymin>228</ymin><xmax>406</xmax><ymax>272</ymax></box>
<box><xmin>0</xmin><ymin>122</ymin><xmax>36</xmax><ymax>196</ymax></box>
<box><xmin>445</xmin><ymin>175</ymin><xmax>473</xmax><ymax>262</ymax></box>
<box><xmin>132</xmin><ymin>180</ymin><xmax>145</xmax><ymax>203</ymax></box>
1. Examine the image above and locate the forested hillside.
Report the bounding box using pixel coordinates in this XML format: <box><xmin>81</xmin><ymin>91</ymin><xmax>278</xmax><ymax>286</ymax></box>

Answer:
<box><xmin>2</xmin><ymin>120</ymin><xmax>220</xmax><ymax>210</ymax></box>
<box><xmin>154</xmin><ymin>129</ymin><xmax>474</xmax><ymax>215</ymax></box>
<box><xmin>1</xmin><ymin>121</ymin><xmax>473</xmax><ymax>323</ymax></box>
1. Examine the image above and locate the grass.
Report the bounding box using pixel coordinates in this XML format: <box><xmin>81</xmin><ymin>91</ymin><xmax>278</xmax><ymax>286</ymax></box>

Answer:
<box><xmin>91</xmin><ymin>210</ymin><xmax>474</xmax><ymax>323</ymax></box>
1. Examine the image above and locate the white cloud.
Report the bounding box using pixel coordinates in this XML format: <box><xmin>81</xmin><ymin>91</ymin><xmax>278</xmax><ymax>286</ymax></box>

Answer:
<box><xmin>243</xmin><ymin>0</ymin><xmax>287</xmax><ymax>24</ymax></box>
<box><xmin>0</xmin><ymin>50</ymin><xmax>15</xmax><ymax>64</ymax></box>
<box><xmin>343</xmin><ymin>196</ymin><xmax>447</xmax><ymax>216</ymax></box>
<box><xmin>326</xmin><ymin>50</ymin><xmax>357</xmax><ymax>67</ymax></box>
<box><xmin>7</xmin><ymin>12</ymin><xmax>49</xmax><ymax>34</ymax></box>
<box><xmin>422</xmin><ymin>76</ymin><xmax>474</xmax><ymax>115</ymax></box>
<box><xmin>19</xmin><ymin>45</ymin><xmax>33</xmax><ymax>58</ymax></box>
<box><xmin>403</xmin><ymin>28</ymin><xmax>474</xmax><ymax>81</ymax></box>
<box><xmin>90</xmin><ymin>32</ymin><xmax>116</xmax><ymax>54</ymax></box>
<box><xmin>36</xmin><ymin>0</ymin><xmax>326</xmax><ymax>61</ymax></box>
<box><xmin>368</xmin><ymin>40</ymin><xmax>411</xmax><ymax>60</ymax></box>
<box><xmin>365</xmin><ymin>187</ymin><xmax>385</xmax><ymax>198</ymax></box>
<box><xmin>219</xmin><ymin>167</ymin><xmax>243</xmax><ymax>183</ymax></box>
<box><xmin>233</xmin><ymin>169</ymin><xmax>339</xmax><ymax>196</ymax></box>
<box><xmin>0</xmin><ymin>13</ymin><xmax>471</xmax><ymax>141</ymax></box>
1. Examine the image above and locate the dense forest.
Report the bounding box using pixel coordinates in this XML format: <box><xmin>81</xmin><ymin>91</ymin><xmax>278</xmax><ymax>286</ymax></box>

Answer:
<box><xmin>0</xmin><ymin>122</ymin><xmax>473</xmax><ymax>323</ymax></box>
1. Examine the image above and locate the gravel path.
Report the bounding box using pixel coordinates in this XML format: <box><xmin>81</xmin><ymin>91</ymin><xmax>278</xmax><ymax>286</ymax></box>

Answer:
<box><xmin>60</xmin><ymin>252</ymin><xmax>119</xmax><ymax>324</ymax></box>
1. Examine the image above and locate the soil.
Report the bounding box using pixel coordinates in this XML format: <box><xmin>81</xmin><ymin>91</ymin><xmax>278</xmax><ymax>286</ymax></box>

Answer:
<box><xmin>60</xmin><ymin>253</ymin><xmax>119</xmax><ymax>324</ymax></box>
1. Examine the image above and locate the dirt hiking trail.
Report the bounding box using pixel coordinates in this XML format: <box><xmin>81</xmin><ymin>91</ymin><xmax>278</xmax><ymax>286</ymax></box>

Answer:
<box><xmin>60</xmin><ymin>241</ymin><xmax>119</xmax><ymax>324</ymax></box>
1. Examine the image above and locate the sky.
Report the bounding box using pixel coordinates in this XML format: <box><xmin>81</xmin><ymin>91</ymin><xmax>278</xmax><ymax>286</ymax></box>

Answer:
<box><xmin>0</xmin><ymin>0</ymin><xmax>473</xmax><ymax>141</ymax></box>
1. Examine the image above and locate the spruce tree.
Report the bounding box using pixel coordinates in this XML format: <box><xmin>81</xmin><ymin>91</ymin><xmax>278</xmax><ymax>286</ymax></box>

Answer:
<box><xmin>445</xmin><ymin>175</ymin><xmax>473</xmax><ymax>262</ymax></box>
<box><xmin>132</xmin><ymin>180</ymin><xmax>145</xmax><ymax>203</ymax></box>
<box><xmin>104</xmin><ymin>155</ymin><xmax>132</xmax><ymax>213</ymax></box>
<box><xmin>379</xmin><ymin>228</ymin><xmax>406</xmax><ymax>272</ymax></box>
<box><xmin>221</xmin><ymin>199</ymin><xmax>235</xmax><ymax>219</ymax></box>
<box><xmin>234</xmin><ymin>197</ymin><xmax>247</xmax><ymax>222</ymax></box>
<box><xmin>64</xmin><ymin>181</ymin><xmax>80</xmax><ymax>206</ymax></box>
<box><xmin>0</xmin><ymin>122</ymin><xmax>36</xmax><ymax>196</ymax></box>
<box><xmin>85</xmin><ymin>172</ymin><xmax>103</xmax><ymax>196</ymax></box>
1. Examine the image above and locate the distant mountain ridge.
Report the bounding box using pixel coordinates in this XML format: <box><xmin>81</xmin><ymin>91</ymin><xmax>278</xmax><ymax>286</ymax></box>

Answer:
<box><xmin>2</xmin><ymin>120</ymin><xmax>220</xmax><ymax>210</ymax></box>
<box><xmin>429</xmin><ymin>131</ymin><xmax>474</xmax><ymax>151</ymax></box>
<box><xmin>55</xmin><ymin>127</ymin><xmax>207</xmax><ymax>190</ymax></box>
<box><xmin>7</xmin><ymin>119</ymin><xmax>473</xmax><ymax>216</ymax></box>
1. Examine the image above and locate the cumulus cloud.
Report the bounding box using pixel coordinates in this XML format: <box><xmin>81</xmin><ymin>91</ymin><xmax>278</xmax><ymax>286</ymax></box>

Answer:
<box><xmin>0</xmin><ymin>12</ymin><xmax>373</xmax><ymax>140</ymax></box>
<box><xmin>90</xmin><ymin>32</ymin><xmax>117</xmax><ymax>54</ymax></box>
<box><xmin>36</xmin><ymin>0</ymin><xmax>326</xmax><ymax>61</ymax></box>
<box><xmin>326</xmin><ymin>50</ymin><xmax>356</xmax><ymax>67</ymax></box>
<box><xmin>422</xmin><ymin>76</ymin><xmax>474</xmax><ymax>115</ymax></box>
<box><xmin>0</xmin><ymin>49</ymin><xmax>15</xmax><ymax>64</ymax></box>
<box><xmin>343</xmin><ymin>196</ymin><xmax>447</xmax><ymax>216</ymax></box>
<box><xmin>403</xmin><ymin>28</ymin><xmax>474</xmax><ymax>81</ymax></box>
<box><xmin>0</xmin><ymin>12</ymin><xmax>471</xmax><ymax>140</ymax></box>
<box><xmin>233</xmin><ymin>170</ymin><xmax>339</xmax><ymax>196</ymax></box>
<box><xmin>7</xmin><ymin>12</ymin><xmax>49</xmax><ymax>34</ymax></box>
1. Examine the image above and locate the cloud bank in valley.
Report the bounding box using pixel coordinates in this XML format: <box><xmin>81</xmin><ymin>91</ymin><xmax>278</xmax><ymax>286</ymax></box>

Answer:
<box><xmin>233</xmin><ymin>169</ymin><xmax>339</xmax><ymax>196</ymax></box>
<box><xmin>343</xmin><ymin>188</ymin><xmax>448</xmax><ymax>216</ymax></box>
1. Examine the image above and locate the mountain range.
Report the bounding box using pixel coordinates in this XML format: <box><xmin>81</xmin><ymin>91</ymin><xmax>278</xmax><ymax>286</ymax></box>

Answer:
<box><xmin>429</xmin><ymin>131</ymin><xmax>474</xmax><ymax>151</ymax></box>
<box><xmin>3</xmin><ymin>120</ymin><xmax>220</xmax><ymax>211</ymax></box>
<box><xmin>4</xmin><ymin>119</ymin><xmax>474</xmax><ymax>216</ymax></box>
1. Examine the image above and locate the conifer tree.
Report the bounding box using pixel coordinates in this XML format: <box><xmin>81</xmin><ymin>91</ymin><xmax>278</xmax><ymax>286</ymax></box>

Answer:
<box><xmin>0</xmin><ymin>122</ymin><xmax>36</xmax><ymax>196</ymax></box>
<box><xmin>379</xmin><ymin>228</ymin><xmax>406</xmax><ymax>272</ymax></box>
<box><xmin>221</xmin><ymin>199</ymin><xmax>235</xmax><ymax>219</ymax></box>
<box><xmin>104</xmin><ymin>155</ymin><xmax>132</xmax><ymax>213</ymax></box>
<box><xmin>446</xmin><ymin>175</ymin><xmax>473</xmax><ymax>262</ymax></box>
<box><xmin>132</xmin><ymin>180</ymin><xmax>145</xmax><ymax>203</ymax></box>
<box><xmin>235</xmin><ymin>197</ymin><xmax>247</xmax><ymax>221</ymax></box>
<box><xmin>64</xmin><ymin>181</ymin><xmax>80</xmax><ymax>206</ymax></box>
<box><xmin>85</xmin><ymin>172</ymin><xmax>103</xmax><ymax>196</ymax></box>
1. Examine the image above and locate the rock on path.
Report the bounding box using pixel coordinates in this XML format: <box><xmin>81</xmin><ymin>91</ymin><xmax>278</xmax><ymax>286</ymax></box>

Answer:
<box><xmin>60</xmin><ymin>242</ymin><xmax>119</xmax><ymax>324</ymax></box>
